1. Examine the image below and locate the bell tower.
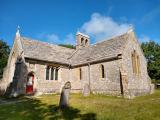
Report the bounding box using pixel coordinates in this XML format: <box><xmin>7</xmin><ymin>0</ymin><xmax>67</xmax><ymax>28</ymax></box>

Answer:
<box><xmin>76</xmin><ymin>32</ymin><xmax>90</xmax><ymax>49</ymax></box>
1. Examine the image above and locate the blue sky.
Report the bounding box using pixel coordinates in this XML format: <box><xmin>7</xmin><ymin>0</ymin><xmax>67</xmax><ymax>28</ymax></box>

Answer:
<box><xmin>0</xmin><ymin>0</ymin><xmax>160</xmax><ymax>46</ymax></box>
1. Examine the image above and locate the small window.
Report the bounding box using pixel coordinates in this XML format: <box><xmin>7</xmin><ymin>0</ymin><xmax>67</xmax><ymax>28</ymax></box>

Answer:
<box><xmin>79</xmin><ymin>68</ymin><xmax>82</xmax><ymax>80</ymax></box>
<box><xmin>85</xmin><ymin>39</ymin><xmax>88</xmax><ymax>45</ymax></box>
<box><xmin>81</xmin><ymin>38</ymin><xmax>84</xmax><ymax>44</ymax></box>
<box><xmin>46</xmin><ymin>66</ymin><xmax>50</xmax><ymax>80</ymax></box>
<box><xmin>55</xmin><ymin>68</ymin><xmax>59</xmax><ymax>80</ymax></box>
<box><xmin>51</xmin><ymin>67</ymin><xmax>54</xmax><ymax>80</ymax></box>
<box><xmin>46</xmin><ymin>66</ymin><xmax>59</xmax><ymax>80</ymax></box>
<box><xmin>100</xmin><ymin>64</ymin><xmax>105</xmax><ymax>78</ymax></box>
<box><xmin>81</xmin><ymin>38</ymin><xmax>84</xmax><ymax>46</ymax></box>
<box><xmin>136</xmin><ymin>55</ymin><xmax>141</xmax><ymax>74</ymax></box>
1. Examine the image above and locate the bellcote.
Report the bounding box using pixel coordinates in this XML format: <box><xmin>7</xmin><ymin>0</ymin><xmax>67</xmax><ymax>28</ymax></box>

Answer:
<box><xmin>76</xmin><ymin>32</ymin><xmax>90</xmax><ymax>49</ymax></box>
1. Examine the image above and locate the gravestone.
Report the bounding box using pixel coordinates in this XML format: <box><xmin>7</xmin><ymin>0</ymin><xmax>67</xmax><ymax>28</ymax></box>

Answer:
<box><xmin>59</xmin><ymin>81</ymin><xmax>71</xmax><ymax>108</ymax></box>
<box><xmin>82</xmin><ymin>84</ymin><xmax>90</xmax><ymax>96</ymax></box>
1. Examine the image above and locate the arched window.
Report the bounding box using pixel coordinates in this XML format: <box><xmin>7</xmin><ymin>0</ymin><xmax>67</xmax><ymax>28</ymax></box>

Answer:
<box><xmin>85</xmin><ymin>39</ymin><xmax>88</xmax><ymax>45</ymax></box>
<box><xmin>79</xmin><ymin>68</ymin><xmax>82</xmax><ymax>80</ymax></box>
<box><xmin>46</xmin><ymin>66</ymin><xmax>50</xmax><ymax>80</ymax></box>
<box><xmin>55</xmin><ymin>68</ymin><xmax>59</xmax><ymax>80</ymax></box>
<box><xmin>50</xmin><ymin>67</ymin><xmax>54</xmax><ymax>80</ymax></box>
<box><xmin>131</xmin><ymin>50</ymin><xmax>141</xmax><ymax>75</ymax></box>
<box><xmin>136</xmin><ymin>55</ymin><xmax>141</xmax><ymax>74</ymax></box>
<box><xmin>100</xmin><ymin>64</ymin><xmax>105</xmax><ymax>78</ymax></box>
<box><xmin>81</xmin><ymin>38</ymin><xmax>84</xmax><ymax>46</ymax></box>
<box><xmin>131</xmin><ymin>51</ymin><xmax>136</xmax><ymax>73</ymax></box>
<box><xmin>46</xmin><ymin>66</ymin><xmax>59</xmax><ymax>80</ymax></box>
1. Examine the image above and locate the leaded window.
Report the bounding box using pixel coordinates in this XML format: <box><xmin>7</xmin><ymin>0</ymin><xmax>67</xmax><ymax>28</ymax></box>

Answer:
<box><xmin>46</xmin><ymin>66</ymin><xmax>59</xmax><ymax>80</ymax></box>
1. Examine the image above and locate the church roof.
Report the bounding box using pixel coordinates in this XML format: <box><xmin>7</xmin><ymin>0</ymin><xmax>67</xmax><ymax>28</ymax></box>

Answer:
<box><xmin>21</xmin><ymin>37</ymin><xmax>75</xmax><ymax>65</ymax></box>
<box><xmin>21</xmin><ymin>32</ymin><xmax>130</xmax><ymax>66</ymax></box>
<box><xmin>70</xmin><ymin>33</ymin><xmax>129</xmax><ymax>66</ymax></box>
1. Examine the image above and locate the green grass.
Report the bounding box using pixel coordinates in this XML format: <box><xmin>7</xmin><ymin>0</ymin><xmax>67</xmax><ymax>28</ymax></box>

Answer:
<box><xmin>0</xmin><ymin>90</ymin><xmax>160</xmax><ymax>120</ymax></box>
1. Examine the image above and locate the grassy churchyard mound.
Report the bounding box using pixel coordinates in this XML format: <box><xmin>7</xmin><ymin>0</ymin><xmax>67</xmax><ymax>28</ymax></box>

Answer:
<box><xmin>0</xmin><ymin>90</ymin><xmax>160</xmax><ymax>120</ymax></box>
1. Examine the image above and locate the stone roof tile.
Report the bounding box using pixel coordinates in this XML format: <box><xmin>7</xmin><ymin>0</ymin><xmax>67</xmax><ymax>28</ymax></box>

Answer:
<box><xmin>70</xmin><ymin>33</ymin><xmax>129</xmax><ymax>66</ymax></box>
<box><xmin>21</xmin><ymin>37</ymin><xmax>75</xmax><ymax>64</ymax></box>
<box><xmin>21</xmin><ymin>32</ymin><xmax>129</xmax><ymax>66</ymax></box>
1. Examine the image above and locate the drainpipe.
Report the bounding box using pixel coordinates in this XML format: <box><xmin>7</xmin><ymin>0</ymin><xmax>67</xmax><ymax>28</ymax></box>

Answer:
<box><xmin>88</xmin><ymin>63</ymin><xmax>91</xmax><ymax>91</ymax></box>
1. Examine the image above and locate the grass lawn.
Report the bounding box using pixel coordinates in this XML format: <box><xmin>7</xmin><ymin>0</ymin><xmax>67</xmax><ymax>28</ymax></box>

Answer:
<box><xmin>0</xmin><ymin>90</ymin><xmax>160</xmax><ymax>120</ymax></box>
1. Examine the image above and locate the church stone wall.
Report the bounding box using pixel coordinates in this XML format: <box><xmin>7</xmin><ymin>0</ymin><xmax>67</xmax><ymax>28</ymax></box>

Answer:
<box><xmin>25</xmin><ymin>60</ymin><xmax>64</xmax><ymax>94</ymax></box>
<box><xmin>25</xmin><ymin>58</ymin><xmax>122</xmax><ymax>96</ymax></box>
<box><xmin>15</xmin><ymin>32</ymin><xmax>152</xmax><ymax>98</ymax></box>
<box><xmin>90</xmin><ymin>60</ymin><xmax>121</xmax><ymax>95</ymax></box>
<box><xmin>70</xmin><ymin>66</ymin><xmax>88</xmax><ymax>93</ymax></box>
<box><xmin>121</xmin><ymin>32</ymin><xmax>152</xmax><ymax>97</ymax></box>
<box><xmin>0</xmin><ymin>36</ymin><xmax>23</xmax><ymax>95</ymax></box>
<box><xmin>70</xmin><ymin>59</ymin><xmax>122</xmax><ymax>96</ymax></box>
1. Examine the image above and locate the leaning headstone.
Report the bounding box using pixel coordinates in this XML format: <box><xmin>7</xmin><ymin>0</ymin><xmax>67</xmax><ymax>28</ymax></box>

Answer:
<box><xmin>59</xmin><ymin>81</ymin><xmax>71</xmax><ymax>108</ymax></box>
<box><xmin>82</xmin><ymin>84</ymin><xmax>90</xmax><ymax>96</ymax></box>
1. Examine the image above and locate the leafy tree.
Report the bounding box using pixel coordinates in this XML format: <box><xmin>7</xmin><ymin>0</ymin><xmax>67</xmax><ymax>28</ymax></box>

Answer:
<box><xmin>0</xmin><ymin>40</ymin><xmax>10</xmax><ymax>79</ymax></box>
<box><xmin>141</xmin><ymin>41</ymin><xmax>160</xmax><ymax>82</ymax></box>
<box><xmin>59</xmin><ymin>44</ymin><xmax>76</xmax><ymax>49</ymax></box>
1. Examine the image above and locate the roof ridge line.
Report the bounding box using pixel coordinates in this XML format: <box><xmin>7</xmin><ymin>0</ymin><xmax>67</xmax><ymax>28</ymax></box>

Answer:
<box><xmin>91</xmin><ymin>32</ymin><xmax>129</xmax><ymax>46</ymax></box>
<box><xmin>67</xmin><ymin>48</ymin><xmax>81</xmax><ymax>60</ymax></box>
<box><xmin>21</xmin><ymin>36</ymin><xmax>75</xmax><ymax>51</ymax></box>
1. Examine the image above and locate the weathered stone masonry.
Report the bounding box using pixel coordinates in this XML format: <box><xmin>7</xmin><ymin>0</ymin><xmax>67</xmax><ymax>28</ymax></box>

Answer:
<box><xmin>0</xmin><ymin>28</ymin><xmax>154</xmax><ymax>98</ymax></box>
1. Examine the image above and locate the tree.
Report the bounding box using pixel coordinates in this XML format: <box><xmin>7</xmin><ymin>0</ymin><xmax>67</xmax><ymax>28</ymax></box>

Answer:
<box><xmin>59</xmin><ymin>44</ymin><xmax>76</xmax><ymax>49</ymax></box>
<box><xmin>141</xmin><ymin>41</ymin><xmax>160</xmax><ymax>82</ymax></box>
<box><xmin>0</xmin><ymin>40</ymin><xmax>10</xmax><ymax>79</ymax></box>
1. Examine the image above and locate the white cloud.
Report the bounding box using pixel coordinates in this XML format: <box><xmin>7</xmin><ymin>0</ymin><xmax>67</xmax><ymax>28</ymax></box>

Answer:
<box><xmin>37</xmin><ymin>13</ymin><xmax>132</xmax><ymax>44</ymax></box>
<box><xmin>46</xmin><ymin>34</ymin><xmax>60</xmax><ymax>44</ymax></box>
<box><xmin>81</xmin><ymin>13</ymin><xmax>131</xmax><ymax>41</ymax></box>
<box><xmin>138</xmin><ymin>35</ymin><xmax>150</xmax><ymax>43</ymax></box>
<box><xmin>63</xmin><ymin>33</ymin><xmax>75</xmax><ymax>45</ymax></box>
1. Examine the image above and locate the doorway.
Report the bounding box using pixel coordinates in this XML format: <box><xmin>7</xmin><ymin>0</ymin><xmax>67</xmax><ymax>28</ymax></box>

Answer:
<box><xmin>26</xmin><ymin>73</ymin><xmax>34</xmax><ymax>94</ymax></box>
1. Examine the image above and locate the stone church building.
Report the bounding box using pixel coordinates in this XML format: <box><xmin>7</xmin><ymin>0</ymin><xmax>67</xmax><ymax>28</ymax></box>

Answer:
<box><xmin>0</xmin><ymin>28</ymin><xmax>154</xmax><ymax>98</ymax></box>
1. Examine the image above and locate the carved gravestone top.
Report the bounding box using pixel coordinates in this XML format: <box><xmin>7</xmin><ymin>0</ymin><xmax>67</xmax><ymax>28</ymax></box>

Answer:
<box><xmin>82</xmin><ymin>84</ymin><xmax>90</xmax><ymax>96</ymax></box>
<box><xmin>59</xmin><ymin>81</ymin><xmax>71</xmax><ymax>108</ymax></box>
<box><xmin>64</xmin><ymin>81</ymin><xmax>71</xmax><ymax>89</ymax></box>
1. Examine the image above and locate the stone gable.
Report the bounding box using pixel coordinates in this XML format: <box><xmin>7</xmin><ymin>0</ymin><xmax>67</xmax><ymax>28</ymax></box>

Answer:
<box><xmin>0</xmin><ymin>29</ymin><xmax>154</xmax><ymax>98</ymax></box>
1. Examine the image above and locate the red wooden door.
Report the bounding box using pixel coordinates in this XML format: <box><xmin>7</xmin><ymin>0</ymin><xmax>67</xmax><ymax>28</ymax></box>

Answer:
<box><xmin>26</xmin><ymin>74</ymin><xmax>34</xmax><ymax>94</ymax></box>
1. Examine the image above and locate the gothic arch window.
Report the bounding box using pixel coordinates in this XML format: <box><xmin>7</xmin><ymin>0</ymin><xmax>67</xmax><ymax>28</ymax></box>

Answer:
<box><xmin>131</xmin><ymin>51</ymin><xmax>136</xmax><ymax>73</ymax></box>
<box><xmin>137</xmin><ymin>55</ymin><xmax>141</xmax><ymax>74</ymax></box>
<box><xmin>131</xmin><ymin>50</ymin><xmax>140</xmax><ymax>75</ymax></box>
<box><xmin>100</xmin><ymin>64</ymin><xmax>105</xmax><ymax>78</ymax></box>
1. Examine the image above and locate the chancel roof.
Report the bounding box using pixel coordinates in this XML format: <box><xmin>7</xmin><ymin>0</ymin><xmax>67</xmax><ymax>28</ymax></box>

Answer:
<box><xmin>70</xmin><ymin>33</ymin><xmax>129</xmax><ymax>66</ymax></box>
<box><xmin>21</xmin><ymin>32</ymin><xmax>130</xmax><ymax>66</ymax></box>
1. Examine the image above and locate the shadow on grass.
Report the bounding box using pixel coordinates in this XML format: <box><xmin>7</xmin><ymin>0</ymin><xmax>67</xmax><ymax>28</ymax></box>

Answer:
<box><xmin>0</xmin><ymin>97</ymin><xmax>96</xmax><ymax>120</ymax></box>
<box><xmin>48</xmin><ymin>105</ymin><xmax>96</xmax><ymax>120</ymax></box>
